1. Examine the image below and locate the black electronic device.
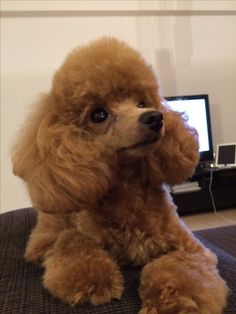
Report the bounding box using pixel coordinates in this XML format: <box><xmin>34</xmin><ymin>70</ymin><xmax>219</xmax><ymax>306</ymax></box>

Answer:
<box><xmin>216</xmin><ymin>143</ymin><xmax>236</xmax><ymax>167</ymax></box>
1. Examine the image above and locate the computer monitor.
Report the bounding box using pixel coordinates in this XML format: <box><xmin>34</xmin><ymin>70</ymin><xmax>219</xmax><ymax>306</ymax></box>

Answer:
<box><xmin>165</xmin><ymin>94</ymin><xmax>213</xmax><ymax>163</ymax></box>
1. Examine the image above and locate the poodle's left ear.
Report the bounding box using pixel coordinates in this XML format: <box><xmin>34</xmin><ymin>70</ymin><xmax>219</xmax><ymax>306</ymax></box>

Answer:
<box><xmin>146</xmin><ymin>103</ymin><xmax>199</xmax><ymax>186</ymax></box>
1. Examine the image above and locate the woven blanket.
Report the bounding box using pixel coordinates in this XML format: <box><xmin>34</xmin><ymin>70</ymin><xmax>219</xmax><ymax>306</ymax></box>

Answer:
<box><xmin>0</xmin><ymin>208</ymin><xmax>235</xmax><ymax>313</ymax></box>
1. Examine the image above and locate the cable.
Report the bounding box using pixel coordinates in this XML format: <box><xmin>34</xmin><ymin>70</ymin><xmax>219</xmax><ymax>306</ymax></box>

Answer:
<box><xmin>209</xmin><ymin>168</ymin><xmax>236</xmax><ymax>223</ymax></box>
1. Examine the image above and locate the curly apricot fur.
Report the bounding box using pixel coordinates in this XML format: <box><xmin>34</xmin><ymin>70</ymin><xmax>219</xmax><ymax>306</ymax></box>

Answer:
<box><xmin>12</xmin><ymin>38</ymin><xmax>228</xmax><ymax>312</ymax></box>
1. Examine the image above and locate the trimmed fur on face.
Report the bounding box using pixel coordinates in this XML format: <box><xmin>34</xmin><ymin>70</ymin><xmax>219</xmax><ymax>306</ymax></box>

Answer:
<box><xmin>12</xmin><ymin>37</ymin><xmax>228</xmax><ymax>313</ymax></box>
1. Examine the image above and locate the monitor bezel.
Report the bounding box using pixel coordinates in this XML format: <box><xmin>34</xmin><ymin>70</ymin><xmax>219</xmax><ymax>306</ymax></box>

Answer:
<box><xmin>165</xmin><ymin>94</ymin><xmax>214</xmax><ymax>163</ymax></box>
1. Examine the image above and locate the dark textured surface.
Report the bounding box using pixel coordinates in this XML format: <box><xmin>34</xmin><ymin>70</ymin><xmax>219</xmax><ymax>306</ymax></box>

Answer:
<box><xmin>194</xmin><ymin>225</ymin><xmax>236</xmax><ymax>257</ymax></box>
<box><xmin>0</xmin><ymin>208</ymin><xmax>235</xmax><ymax>314</ymax></box>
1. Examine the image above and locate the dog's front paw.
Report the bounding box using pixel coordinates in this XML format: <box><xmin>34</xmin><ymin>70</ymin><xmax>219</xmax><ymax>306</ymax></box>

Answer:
<box><xmin>140</xmin><ymin>296</ymin><xmax>200</xmax><ymax>314</ymax></box>
<box><xmin>43</xmin><ymin>251</ymin><xmax>124</xmax><ymax>305</ymax></box>
<box><xmin>68</xmin><ymin>271</ymin><xmax>123</xmax><ymax>306</ymax></box>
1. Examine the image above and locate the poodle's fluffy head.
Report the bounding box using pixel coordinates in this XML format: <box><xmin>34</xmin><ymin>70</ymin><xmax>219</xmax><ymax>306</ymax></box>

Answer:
<box><xmin>51</xmin><ymin>37</ymin><xmax>164</xmax><ymax>159</ymax></box>
<box><xmin>12</xmin><ymin>37</ymin><xmax>199</xmax><ymax>213</ymax></box>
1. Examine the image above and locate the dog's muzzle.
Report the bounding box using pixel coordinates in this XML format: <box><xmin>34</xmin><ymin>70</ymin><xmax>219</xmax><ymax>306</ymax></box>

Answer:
<box><xmin>117</xmin><ymin>110</ymin><xmax>164</xmax><ymax>152</ymax></box>
<box><xmin>139</xmin><ymin>111</ymin><xmax>163</xmax><ymax>133</ymax></box>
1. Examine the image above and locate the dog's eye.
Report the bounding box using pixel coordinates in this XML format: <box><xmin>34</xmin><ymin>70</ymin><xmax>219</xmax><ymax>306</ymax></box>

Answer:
<box><xmin>137</xmin><ymin>100</ymin><xmax>146</xmax><ymax>108</ymax></box>
<box><xmin>90</xmin><ymin>108</ymin><xmax>108</xmax><ymax>123</ymax></box>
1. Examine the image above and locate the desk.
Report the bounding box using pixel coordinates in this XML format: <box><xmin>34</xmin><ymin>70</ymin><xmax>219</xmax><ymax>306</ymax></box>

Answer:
<box><xmin>172</xmin><ymin>167</ymin><xmax>236</xmax><ymax>215</ymax></box>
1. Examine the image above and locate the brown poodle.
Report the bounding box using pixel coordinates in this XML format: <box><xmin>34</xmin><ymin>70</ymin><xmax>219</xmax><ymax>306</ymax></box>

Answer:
<box><xmin>12</xmin><ymin>37</ymin><xmax>228</xmax><ymax>313</ymax></box>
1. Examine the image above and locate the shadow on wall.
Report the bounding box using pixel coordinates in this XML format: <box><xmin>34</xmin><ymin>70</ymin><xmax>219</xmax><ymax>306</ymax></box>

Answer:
<box><xmin>154</xmin><ymin>48</ymin><xmax>177</xmax><ymax>97</ymax></box>
<box><xmin>154</xmin><ymin>11</ymin><xmax>193</xmax><ymax>97</ymax></box>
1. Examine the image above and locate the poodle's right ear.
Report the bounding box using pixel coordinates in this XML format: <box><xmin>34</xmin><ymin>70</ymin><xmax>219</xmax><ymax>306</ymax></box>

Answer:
<box><xmin>12</xmin><ymin>95</ymin><xmax>114</xmax><ymax>214</ymax></box>
<box><xmin>12</xmin><ymin>94</ymin><xmax>50</xmax><ymax>181</ymax></box>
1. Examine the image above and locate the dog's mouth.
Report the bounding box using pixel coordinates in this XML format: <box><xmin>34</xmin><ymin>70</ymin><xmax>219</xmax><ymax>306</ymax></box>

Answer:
<box><xmin>118</xmin><ymin>135</ymin><xmax>160</xmax><ymax>152</ymax></box>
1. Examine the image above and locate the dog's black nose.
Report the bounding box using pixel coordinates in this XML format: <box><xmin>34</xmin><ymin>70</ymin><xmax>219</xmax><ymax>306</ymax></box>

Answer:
<box><xmin>139</xmin><ymin>111</ymin><xmax>163</xmax><ymax>133</ymax></box>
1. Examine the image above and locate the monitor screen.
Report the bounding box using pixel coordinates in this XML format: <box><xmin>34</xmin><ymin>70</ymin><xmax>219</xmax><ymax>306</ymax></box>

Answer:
<box><xmin>165</xmin><ymin>94</ymin><xmax>213</xmax><ymax>162</ymax></box>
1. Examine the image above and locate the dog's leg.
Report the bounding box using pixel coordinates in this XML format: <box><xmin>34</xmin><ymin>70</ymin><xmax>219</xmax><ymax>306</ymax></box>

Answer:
<box><xmin>24</xmin><ymin>231</ymin><xmax>58</xmax><ymax>264</ymax></box>
<box><xmin>43</xmin><ymin>229</ymin><xmax>124</xmax><ymax>305</ymax></box>
<box><xmin>139</xmin><ymin>249</ymin><xmax>228</xmax><ymax>314</ymax></box>
<box><xmin>24</xmin><ymin>212</ymin><xmax>64</xmax><ymax>264</ymax></box>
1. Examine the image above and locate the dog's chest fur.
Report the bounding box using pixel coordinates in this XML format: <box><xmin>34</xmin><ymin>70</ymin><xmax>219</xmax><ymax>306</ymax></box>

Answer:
<box><xmin>75</xmin><ymin>182</ymin><xmax>175</xmax><ymax>266</ymax></box>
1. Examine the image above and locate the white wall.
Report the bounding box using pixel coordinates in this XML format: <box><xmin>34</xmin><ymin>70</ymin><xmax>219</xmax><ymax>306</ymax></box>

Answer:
<box><xmin>1</xmin><ymin>1</ymin><xmax>236</xmax><ymax>213</ymax></box>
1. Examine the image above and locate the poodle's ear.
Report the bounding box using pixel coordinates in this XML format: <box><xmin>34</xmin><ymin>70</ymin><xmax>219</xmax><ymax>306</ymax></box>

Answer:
<box><xmin>146</xmin><ymin>104</ymin><xmax>199</xmax><ymax>186</ymax></box>
<box><xmin>12</xmin><ymin>95</ymin><xmax>114</xmax><ymax>214</ymax></box>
